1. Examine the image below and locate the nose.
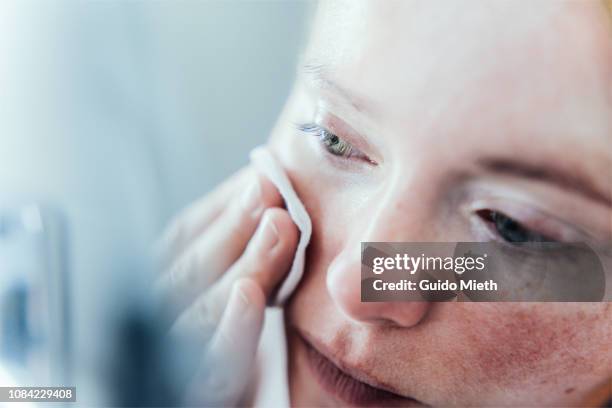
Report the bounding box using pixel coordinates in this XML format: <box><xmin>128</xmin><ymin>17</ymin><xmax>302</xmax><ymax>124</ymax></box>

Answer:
<box><xmin>323</xmin><ymin>161</ymin><xmax>444</xmax><ymax>328</ymax></box>
<box><xmin>324</xmin><ymin>169</ymin><xmax>441</xmax><ymax>328</ymax></box>
<box><xmin>326</xmin><ymin>249</ymin><xmax>431</xmax><ymax>328</ymax></box>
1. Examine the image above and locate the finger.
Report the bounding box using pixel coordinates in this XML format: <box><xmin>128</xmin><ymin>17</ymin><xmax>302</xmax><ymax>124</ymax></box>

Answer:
<box><xmin>155</xmin><ymin>166</ymin><xmax>250</xmax><ymax>269</ymax></box>
<box><xmin>155</xmin><ymin>173</ymin><xmax>284</xmax><ymax>315</ymax></box>
<box><xmin>183</xmin><ymin>278</ymin><xmax>265</xmax><ymax>407</ymax></box>
<box><xmin>186</xmin><ymin>207</ymin><xmax>299</xmax><ymax>325</ymax></box>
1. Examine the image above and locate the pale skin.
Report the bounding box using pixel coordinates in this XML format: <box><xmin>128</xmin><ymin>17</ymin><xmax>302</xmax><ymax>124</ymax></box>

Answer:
<box><xmin>158</xmin><ymin>0</ymin><xmax>612</xmax><ymax>406</ymax></box>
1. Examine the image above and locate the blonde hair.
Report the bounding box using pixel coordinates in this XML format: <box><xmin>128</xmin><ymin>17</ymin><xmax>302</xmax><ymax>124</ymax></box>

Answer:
<box><xmin>605</xmin><ymin>0</ymin><xmax>612</xmax><ymax>16</ymax></box>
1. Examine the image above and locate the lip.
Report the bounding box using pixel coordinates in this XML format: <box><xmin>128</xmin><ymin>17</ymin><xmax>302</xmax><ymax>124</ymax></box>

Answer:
<box><xmin>296</xmin><ymin>329</ymin><xmax>426</xmax><ymax>407</ymax></box>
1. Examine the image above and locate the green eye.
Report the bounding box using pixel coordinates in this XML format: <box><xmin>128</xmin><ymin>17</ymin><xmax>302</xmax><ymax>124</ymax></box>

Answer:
<box><xmin>297</xmin><ymin>123</ymin><xmax>356</xmax><ymax>158</ymax></box>
<box><xmin>297</xmin><ymin>122</ymin><xmax>375</xmax><ymax>164</ymax></box>
<box><xmin>320</xmin><ymin>130</ymin><xmax>353</xmax><ymax>157</ymax></box>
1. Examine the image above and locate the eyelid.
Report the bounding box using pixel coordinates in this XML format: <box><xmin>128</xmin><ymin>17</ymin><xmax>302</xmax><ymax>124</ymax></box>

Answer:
<box><xmin>466</xmin><ymin>199</ymin><xmax>587</xmax><ymax>242</ymax></box>
<box><xmin>300</xmin><ymin>123</ymin><xmax>373</xmax><ymax>164</ymax></box>
<box><xmin>314</xmin><ymin>109</ymin><xmax>381</xmax><ymax>165</ymax></box>
<box><xmin>456</xmin><ymin>178</ymin><xmax>612</xmax><ymax>243</ymax></box>
<box><xmin>455</xmin><ymin>179</ymin><xmax>610</xmax><ymax>241</ymax></box>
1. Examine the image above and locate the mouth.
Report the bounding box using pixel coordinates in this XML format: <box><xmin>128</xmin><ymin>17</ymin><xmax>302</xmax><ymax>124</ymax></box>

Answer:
<box><xmin>296</xmin><ymin>330</ymin><xmax>426</xmax><ymax>407</ymax></box>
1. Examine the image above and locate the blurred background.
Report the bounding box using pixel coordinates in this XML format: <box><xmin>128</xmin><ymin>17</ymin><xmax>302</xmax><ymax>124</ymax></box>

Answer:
<box><xmin>0</xmin><ymin>0</ymin><xmax>310</xmax><ymax>404</ymax></box>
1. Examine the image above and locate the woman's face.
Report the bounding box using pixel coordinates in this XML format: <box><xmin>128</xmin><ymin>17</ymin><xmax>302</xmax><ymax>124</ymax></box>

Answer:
<box><xmin>268</xmin><ymin>1</ymin><xmax>612</xmax><ymax>406</ymax></box>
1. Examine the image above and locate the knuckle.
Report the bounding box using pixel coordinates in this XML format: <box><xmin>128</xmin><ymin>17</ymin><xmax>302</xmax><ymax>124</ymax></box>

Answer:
<box><xmin>173</xmin><ymin>248</ymin><xmax>200</xmax><ymax>287</ymax></box>
<box><xmin>194</xmin><ymin>295</ymin><xmax>223</xmax><ymax>331</ymax></box>
<box><xmin>159</xmin><ymin>216</ymin><xmax>188</xmax><ymax>255</ymax></box>
<box><xmin>229</xmin><ymin>177</ymin><xmax>282</xmax><ymax>237</ymax></box>
<box><xmin>235</xmin><ymin>173</ymin><xmax>283</xmax><ymax>218</ymax></box>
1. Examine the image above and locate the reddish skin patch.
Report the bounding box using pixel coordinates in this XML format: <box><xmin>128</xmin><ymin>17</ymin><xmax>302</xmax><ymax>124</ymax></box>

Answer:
<box><xmin>460</xmin><ymin>304</ymin><xmax>605</xmax><ymax>388</ymax></box>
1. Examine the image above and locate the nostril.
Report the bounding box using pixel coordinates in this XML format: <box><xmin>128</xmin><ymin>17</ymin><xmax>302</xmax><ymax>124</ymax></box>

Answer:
<box><xmin>381</xmin><ymin>302</ymin><xmax>431</xmax><ymax>328</ymax></box>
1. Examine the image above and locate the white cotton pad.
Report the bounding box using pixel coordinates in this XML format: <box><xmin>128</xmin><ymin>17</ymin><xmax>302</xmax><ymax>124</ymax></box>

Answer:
<box><xmin>250</xmin><ymin>146</ymin><xmax>312</xmax><ymax>306</ymax></box>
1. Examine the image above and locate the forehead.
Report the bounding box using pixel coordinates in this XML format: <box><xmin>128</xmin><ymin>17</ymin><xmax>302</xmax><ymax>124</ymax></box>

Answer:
<box><xmin>306</xmin><ymin>0</ymin><xmax>611</xmax><ymax>144</ymax></box>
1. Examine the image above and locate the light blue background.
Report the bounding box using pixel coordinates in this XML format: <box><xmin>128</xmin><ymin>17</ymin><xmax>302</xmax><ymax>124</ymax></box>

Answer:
<box><xmin>0</xmin><ymin>0</ymin><xmax>310</xmax><ymax>395</ymax></box>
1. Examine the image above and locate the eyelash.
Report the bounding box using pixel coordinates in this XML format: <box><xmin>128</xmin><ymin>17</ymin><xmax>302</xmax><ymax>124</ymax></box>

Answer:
<box><xmin>297</xmin><ymin>123</ymin><xmax>373</xmax><ymax>163</ymax></box>
<box><xmin>476</xmin><ymin>209</ymin><xmax>557</xmax><ymax>244</ymax></box>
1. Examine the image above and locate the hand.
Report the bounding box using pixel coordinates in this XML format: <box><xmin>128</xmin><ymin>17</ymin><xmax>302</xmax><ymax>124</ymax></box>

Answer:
<box><xmin>154</xmin><ymin>167</ymin><xmax>299</xmax><ymax>406</ymax></box>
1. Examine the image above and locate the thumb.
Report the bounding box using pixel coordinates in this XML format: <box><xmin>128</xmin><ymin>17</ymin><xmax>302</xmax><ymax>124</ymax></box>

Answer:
<box><xmin>187</xmin><ymin>278</ymin><xmax>266</xmax><ymax>406</ymax></box>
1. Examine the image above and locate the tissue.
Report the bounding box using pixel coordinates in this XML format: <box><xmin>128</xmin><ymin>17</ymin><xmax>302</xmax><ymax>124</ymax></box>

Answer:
<box><xmin>250</xmin><ymin>146</ymin><xmax>312</xmax><ymax>306</ymax></box>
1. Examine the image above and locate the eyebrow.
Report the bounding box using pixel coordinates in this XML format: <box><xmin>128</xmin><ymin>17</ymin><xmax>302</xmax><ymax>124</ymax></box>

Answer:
<box><xmin>478</xmin><ymin>158</ymin><xmax>612</xmax><ymax>207</ymax></box>
<box><xmin>301</xmin><ymin>62</ymin><xmax>374</xmax><ymax>116</ymax></box>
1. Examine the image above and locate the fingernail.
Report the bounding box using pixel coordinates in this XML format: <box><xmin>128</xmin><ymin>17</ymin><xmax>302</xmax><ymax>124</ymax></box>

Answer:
<box><xmin>241</xmin><ymin>178</ymin><xmax>262</xmax><ymax>217</ymax></box>
<box><xmin>232</xmin><ymin>281</ymin><xmax>251</xmax><ymax>312</ymax></box>
<box><xmin>252</xmin><ymin>213</ymin><xmax>279</xmax><ymax>250</ymax></box>
<box><xmin>229</xmin><ymin>280</ymin><xmax>261</xmax><ymax>323</ymax></box>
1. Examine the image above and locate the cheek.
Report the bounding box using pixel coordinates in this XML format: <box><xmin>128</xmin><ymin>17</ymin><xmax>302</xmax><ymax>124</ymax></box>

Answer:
<box><xmin>284</xmin><ymin>164</ymin><xmax>348</xmax><ymax>290</ymax></box>
<box><xmin>449</xmin><ymin>303</ymin><xmax>612</xmax><ymax>387</ymax></box>
<box><xmin>278</xmin><ymin>155</ymin><xmax>367</xmax><ymax>327</ymax></box>
<box><xmin>268</xmin><ymin>119</ymin><xmax>355</xmax><ymax>322</ymax></box>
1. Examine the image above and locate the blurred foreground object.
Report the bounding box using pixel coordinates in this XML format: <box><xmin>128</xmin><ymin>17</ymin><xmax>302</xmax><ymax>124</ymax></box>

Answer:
<box><xmin>0</xmin><ymin>203</ymin><xmax>70</xmax><ymax>385</ymax></box>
